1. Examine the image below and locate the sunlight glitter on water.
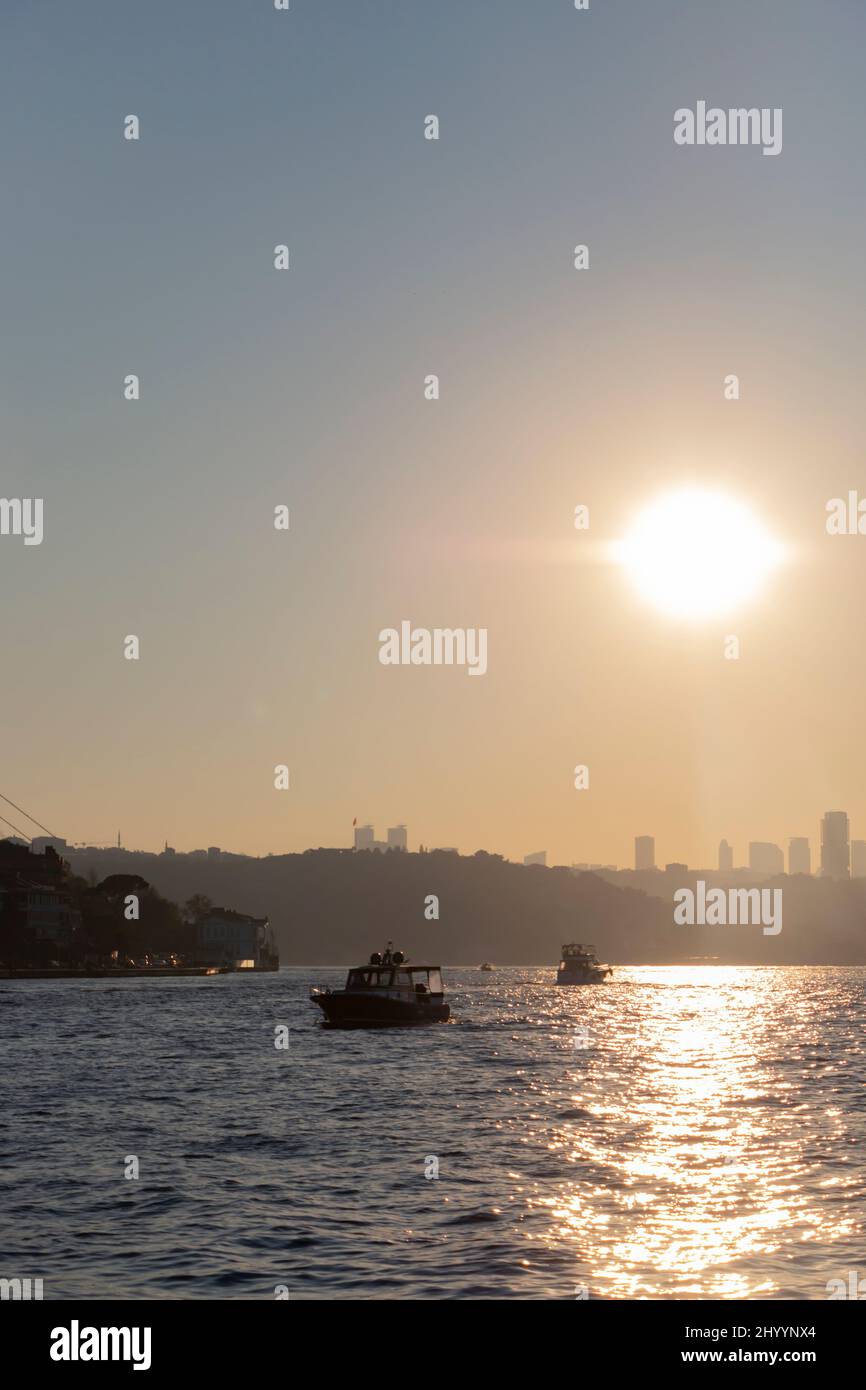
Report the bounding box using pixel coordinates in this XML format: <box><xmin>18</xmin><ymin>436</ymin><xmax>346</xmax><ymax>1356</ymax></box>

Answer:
<box><xmin>1</xmin><ymin>965</ymin><xmax>864</xmax><ymax>1298</ymax></box>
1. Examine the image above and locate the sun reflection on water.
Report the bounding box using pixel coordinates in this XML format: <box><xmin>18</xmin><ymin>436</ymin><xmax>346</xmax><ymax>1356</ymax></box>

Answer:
<box><xmin>511</xmin><ymin>967</ymin><xmax>862</xmax><ymax>1299</ymax></box>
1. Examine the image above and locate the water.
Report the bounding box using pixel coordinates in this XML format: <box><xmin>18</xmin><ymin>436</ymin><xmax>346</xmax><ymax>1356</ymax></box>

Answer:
<box><xmin>1</xmin><ymin>966</ymin><xmax>864</xmax><ymax>1300</ymax></box>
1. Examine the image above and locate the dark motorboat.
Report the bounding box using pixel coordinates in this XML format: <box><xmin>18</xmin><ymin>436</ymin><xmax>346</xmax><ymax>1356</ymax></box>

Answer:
<box><xmin>310</xmin><ymin>949</ymin><xmax>450</xmax><ymax>1028</ymax></box>
<box><xmin>556</xmin><ymin>942</ymin><xmax>612</xmax><ymax>984</ymax></box>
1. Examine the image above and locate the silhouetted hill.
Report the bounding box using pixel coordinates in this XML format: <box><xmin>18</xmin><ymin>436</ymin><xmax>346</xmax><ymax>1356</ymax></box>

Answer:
<box><xmin>63</xmin><ymin>849</ymin><xmax>866</xmax><ymax>965</ymax></box>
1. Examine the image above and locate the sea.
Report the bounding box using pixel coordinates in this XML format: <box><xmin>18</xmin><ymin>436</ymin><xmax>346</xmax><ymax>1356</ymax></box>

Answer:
<box><xmin>1</xmin><ymin>966</ymin><xmax>864</xmax><ymax>1300</ymax></box>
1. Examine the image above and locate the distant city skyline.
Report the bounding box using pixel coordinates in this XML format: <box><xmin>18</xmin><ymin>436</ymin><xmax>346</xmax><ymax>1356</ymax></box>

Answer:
<box><xmin>12</xmin><ymin>805</ymin><xmax>866</xmax><ymax>882</ymax></box>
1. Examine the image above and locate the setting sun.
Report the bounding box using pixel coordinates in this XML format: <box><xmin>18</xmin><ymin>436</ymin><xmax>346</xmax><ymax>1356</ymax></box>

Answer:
<box><xmin>614</xmin><ymin>488</ymin><xmax>785</xmax><ymax>619</ymax></box>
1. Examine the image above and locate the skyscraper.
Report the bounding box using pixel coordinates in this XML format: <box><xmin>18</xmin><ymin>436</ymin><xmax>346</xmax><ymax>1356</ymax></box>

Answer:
<box><xmin>851</xmin><ymin>840</ymin><xmax>866</xmax><ymax>878</ymax></box>
<box><xmin>788</xmin><ymin>837</ymin><xmax>811</xmax><ymax>875</ymax></box>
<box><xmin>634</xmin><ymin>835</ymin><xmax>655</xmax><ymax>871</ymax></box>
<box><xmin>749</xmin><ymin>842</ymin><xmax>784</xmax><ymax>875</ymax></box>
<box><xmin>820</xmin><ymin>812</ymin><xmax>850</xmax><ymax>879</ymax></box>
<box><xmin>387</xmin><ymin>825</ymin><xmax>408</xmax><ymax>851</ymax></box>
<box><xmin>718</xmin><ymin>839</ymin><xmax>733</xmax><ymax>871</ymax></box>
<box><xmin>354</xmin><ymin>824</ymin><xmax>375</xmax><ymax>851</ymax></box>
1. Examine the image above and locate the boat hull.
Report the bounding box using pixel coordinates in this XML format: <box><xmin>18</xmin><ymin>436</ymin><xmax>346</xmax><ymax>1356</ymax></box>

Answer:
<box><xmin>312</xmin><ymin>990</ymin><xmax>450</xmax><ymax>1028</ymax></box>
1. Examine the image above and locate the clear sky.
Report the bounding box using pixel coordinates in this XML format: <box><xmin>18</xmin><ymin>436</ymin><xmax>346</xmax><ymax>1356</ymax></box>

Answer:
<box><xmin>3</xmin><ymin>0</ymin><xmax>866</xmax><ymax>866</ymax></box>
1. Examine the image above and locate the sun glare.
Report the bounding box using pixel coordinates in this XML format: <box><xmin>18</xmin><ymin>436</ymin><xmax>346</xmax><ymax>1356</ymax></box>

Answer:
<box><xmin>614</xmin><ymin>488</ymin><xmax>784</xmax><ymax>620</ymax></box>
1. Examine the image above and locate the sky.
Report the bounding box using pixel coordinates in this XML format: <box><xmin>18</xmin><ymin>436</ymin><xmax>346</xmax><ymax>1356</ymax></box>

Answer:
<box><xmin>2</xmin><ymin>0</ymin><xmax>866</xmax><ymax>867</ymax></box>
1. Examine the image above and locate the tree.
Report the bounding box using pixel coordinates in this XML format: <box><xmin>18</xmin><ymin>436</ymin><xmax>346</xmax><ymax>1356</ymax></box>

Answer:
<box><xmin>184</xmin><ymin>894</ymin><xmax>213</xmax><ymax>922</ymax></box>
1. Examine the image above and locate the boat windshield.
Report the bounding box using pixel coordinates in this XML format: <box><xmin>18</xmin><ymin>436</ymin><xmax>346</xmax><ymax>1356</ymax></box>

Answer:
<box><xmin>346</xmin><ymin>966</ymin><xmax>443</xmax><ymax>993</ymax></box>
<box><xmin>347</xmin><ymin>968</ymin><xmax>394</xmax><ymax>988</ymax></box>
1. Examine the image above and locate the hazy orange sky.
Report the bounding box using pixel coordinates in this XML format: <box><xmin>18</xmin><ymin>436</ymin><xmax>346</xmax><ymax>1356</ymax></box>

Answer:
<box><xmin>3</xmin><ymin>1</ymin><xmax>865</xmax><ymax>867</ymax></box>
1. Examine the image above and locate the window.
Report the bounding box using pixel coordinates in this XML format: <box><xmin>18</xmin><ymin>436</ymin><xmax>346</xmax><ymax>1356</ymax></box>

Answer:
<box><xmin>348</xmin><ymin>970</ymin><xmax>393</xmax><ymax>987</ymax></box>
<box><xmin>427</xmin><ymin>970</ymin><xmax>442</xmax><ymax>994</ymax></box>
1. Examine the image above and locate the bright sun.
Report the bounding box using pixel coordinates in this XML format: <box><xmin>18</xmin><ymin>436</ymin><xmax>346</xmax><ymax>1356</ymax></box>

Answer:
<box><xmin>614</xmin><ymin>488</ymin><xmax>784</xmax><ymax>619</ymax></box>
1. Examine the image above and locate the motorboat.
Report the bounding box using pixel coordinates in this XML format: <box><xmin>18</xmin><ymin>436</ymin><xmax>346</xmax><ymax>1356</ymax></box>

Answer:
<box><xmin>556</xmin><ymin>942</ymin><xmax>612</xmax><ymax>984</ymax></box>
<box><xmin>310</xmin><ymin>949</ymin><xmax>450</xmax><ymax>1028</ymax></box>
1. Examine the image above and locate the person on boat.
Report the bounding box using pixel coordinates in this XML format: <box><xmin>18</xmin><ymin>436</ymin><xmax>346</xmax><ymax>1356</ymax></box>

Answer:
<box><xmin>382</xmin><ymin>941</ymin><xmax>393</xmax><ymax>965</ymax></box>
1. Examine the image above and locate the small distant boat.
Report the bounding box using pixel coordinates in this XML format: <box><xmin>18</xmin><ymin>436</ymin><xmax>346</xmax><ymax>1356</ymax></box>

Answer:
<box><xmin>556</xmin><ymin>943</ymin><xmax>612</xmax><ymax>985</ymax></box>
<box><xmin>479</xmin><ymin>962</ymin><xmax>495</xmax><ymax>972</ymax></box>
<box><xmin>310</xmin><ymin>949</ymin><xmax>450</xmax><ymax>1028</ymax></box>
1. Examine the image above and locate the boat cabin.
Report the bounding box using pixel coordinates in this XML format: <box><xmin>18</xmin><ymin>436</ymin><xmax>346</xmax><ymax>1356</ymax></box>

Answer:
<box><xmin>345</xmin><ymin>965</ymin><xmax>443</xmax><ymax>996</ymax></box>
<box><xmin>560</xmin><ymin>942</ymin><xmax>598</xmax><ymax>964</ymax></box>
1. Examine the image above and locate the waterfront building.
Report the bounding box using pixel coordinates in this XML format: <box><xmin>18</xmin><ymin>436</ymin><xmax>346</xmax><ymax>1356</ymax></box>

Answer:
<box><xmin>0</xmin><ymin>841</ymin><xmax>78</xmax><ymax>946</ymax></box>
<box><xmin>195</xmin><ymin>908</ymin><xmax>277</xmax><ymax>970</ymax></box>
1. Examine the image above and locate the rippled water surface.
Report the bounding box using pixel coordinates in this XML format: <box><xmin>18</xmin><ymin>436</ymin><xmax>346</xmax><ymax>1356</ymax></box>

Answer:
<box><xmin>1</xmin><ymin>966</ymin><xmax>864</xmax><ymax>1299</ymax></box>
